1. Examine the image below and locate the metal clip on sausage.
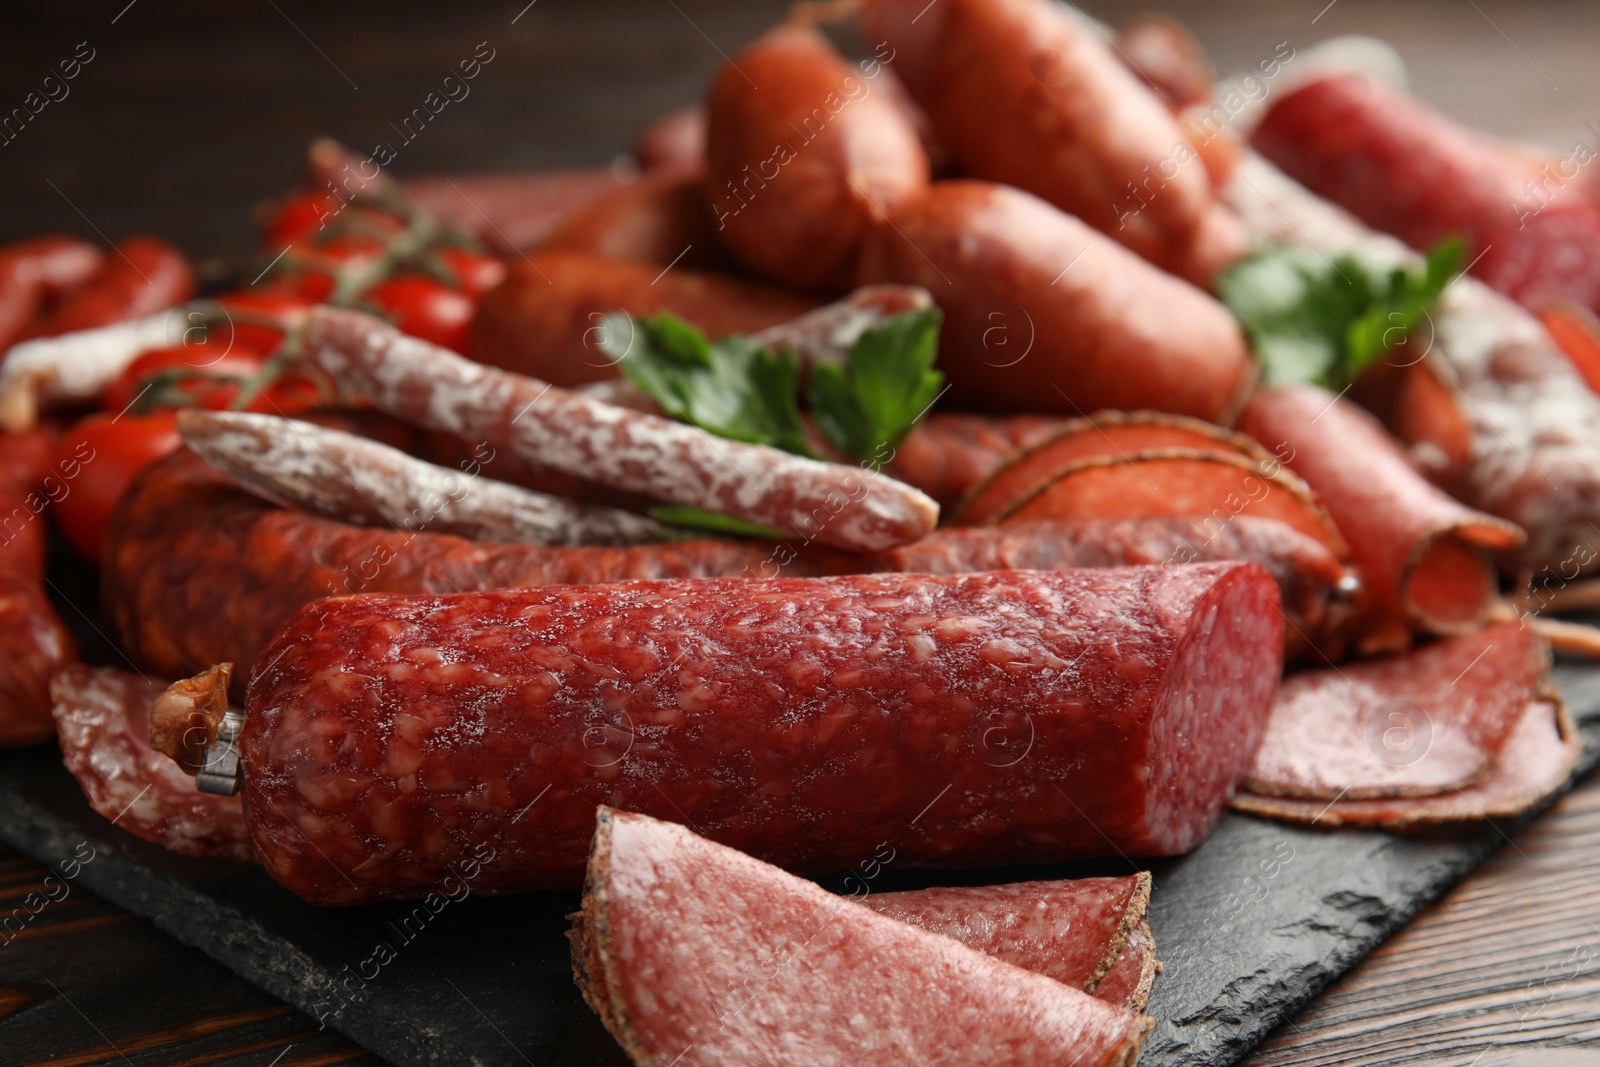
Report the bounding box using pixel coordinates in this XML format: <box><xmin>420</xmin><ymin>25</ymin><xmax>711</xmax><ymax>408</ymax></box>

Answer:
<box><xmin>195</xmin><ymin>708</ymin><xmax>245</xmax><ymax>796</ymax></box>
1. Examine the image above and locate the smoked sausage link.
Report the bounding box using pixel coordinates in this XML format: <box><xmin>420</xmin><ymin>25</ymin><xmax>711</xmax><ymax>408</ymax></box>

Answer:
<box><xmin>704</xmin><ymin>24</ymin><xmax>930</xmax><ymax>290</ymax></box>
<box><xmin>858</xmin><ymin>181</ymin><xmax>1253</xmax><ymax>419</ymax></box>
<box><xmin>466</xmin><ymin>251</ymin><xmax>815</xmax><ymax>387</ymax></box>
<box><xmin>0</xmin><ymin>429</ymin><xmax>78</xmax><ymax>745</ymax></box>
<box><xmin>242</xmin><ymin>563</ymin><xmax>1283</xmax><ymax>903</ymax></box>
<box><xmin>861</xmin><ymin>0</ymin><xmax>1216</xmax><ymax>278</ymax></box>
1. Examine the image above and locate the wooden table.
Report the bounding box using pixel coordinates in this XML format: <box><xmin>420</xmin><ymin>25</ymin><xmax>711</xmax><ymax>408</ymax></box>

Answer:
<box><xmin>2</xmin><ymin>1</ymin><xmax>1598</xmax><ymax>1064</ymax></box>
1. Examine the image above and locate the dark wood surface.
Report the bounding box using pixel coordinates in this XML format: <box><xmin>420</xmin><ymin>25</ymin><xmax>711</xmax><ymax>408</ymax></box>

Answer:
<box><xmin>2</xmin><ymin>1</ymin><xmax>1600</xmax><ymax>1065</ymax></box>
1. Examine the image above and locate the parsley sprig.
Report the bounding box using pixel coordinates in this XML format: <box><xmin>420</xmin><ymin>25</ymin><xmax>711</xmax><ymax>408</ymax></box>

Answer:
<box><xmin>597</xmin><ymin>307</ymin><xmax>944</xmax><ymax>467</ymax></box>
<box><xmin>1216</xmin><ymin>237</ymin><xmax>1464</xmax><ymax>389</ymax></box>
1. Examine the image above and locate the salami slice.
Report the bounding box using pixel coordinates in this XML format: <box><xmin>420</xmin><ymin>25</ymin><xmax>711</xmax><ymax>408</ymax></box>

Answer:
<box><xmin>957</xmin><ymin>411</ymin><xmax>1280</xmax><ymax>526</ymax></box>
<box><xmin>1238</xmin><ymin>386</ymin><xmax>1524</xmax><ymax>633</ymax></box>
<box><xmin>240</xmin><ymin>563</ymin><xmax>1282</xmax><ymax>903</ymax></box>
<box><xmin>51</xmin><ymin>666</ymin><xmax>250</xmax><ymax>861</ymax></box>
<box><xmin>1235</xmin><ymin>696</ymin><xmax>1578</xmax><ymax>829</ymax></box>
<box><xmin>107</xmin><ymin>451</ymin><xmax>1334</xmax><ymax>690</ymax></box>
<box><xmin>305</xmin><ymin>307</ymin><xmax>938</xmax><ymax>551</ymax></box>
<box><xmin>572</xmin><ymin>808</ymin><xmax>1151</xmax><ymax>1067</ymax></box>
<box><xmin>1246</xmin><ymin>622</ymin><xmax>1548</xmax><ymax>800</ymax></box>
<box><xmin>858</xmin><ymin>873</ymin><xmax>1150</xmax><ymax>994</ymax></box>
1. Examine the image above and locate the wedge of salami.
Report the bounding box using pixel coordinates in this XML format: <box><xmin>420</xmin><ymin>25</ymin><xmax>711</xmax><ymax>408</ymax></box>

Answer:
<box><xmin>1236</xmin><ymin>697</ymin><xmax>1578</xmax><ymax>829</ymax></box>
<box><xmin>858</xmin><ymin>873</ymin><xmax>1151</xmax><ymax>994</ymax></box>
<box><xmin>236</xmin><ymin>563</ymin><xmax>1281</xmax><ymax>904</ymax></box>
<box><xmin>1246</xmin><ymin>622</ymin><xmax>1548</xmax><ymax>800</ymax></box>
<box><xmin>51</xmin><ymin>666</ymin><xmax>250</xmax><ymax>861</ymax></box>
<box><xmin>1225</xmin><ymin>154</ymin><xmax>1600</xmax><ymax>578</ymax></box>
<box><xmin>106</xmin><ymin>451</ymin><xmax>1339</xmax><ymax>689</ymax></box>
<box><xmin>1096</xmin><ymin>922</ymin><xmax>1159</xmax><ymax>1013</ymax></box>
<box><xmin>307</xmin><ymin>307</ymin><xmax>938</xmax><ymax>551</ymax></box>
<box><xmin>571</xmin><ymin>808</ymin><xmax>1151</xmax><ymax>1067</ymax></box>
<box><xmin>1239</xmin><ymin>385</ymin><xmax>1523</xmax><ymax>633</ymax></box>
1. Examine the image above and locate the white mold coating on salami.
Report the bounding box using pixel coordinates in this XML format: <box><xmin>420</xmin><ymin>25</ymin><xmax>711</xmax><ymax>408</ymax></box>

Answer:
<box><xmin>303</xmin><ymin>307</ymin><xmax>939</xmax><ymax>551</ymax></box>
<box><xmin>241</xmin><ymin>563</ymin><xmax>1282</xmax><ymax>905</ymax></box>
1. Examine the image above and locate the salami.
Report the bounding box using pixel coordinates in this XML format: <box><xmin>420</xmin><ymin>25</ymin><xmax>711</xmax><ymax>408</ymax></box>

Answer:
<box><xmin>631</xmin><ymin>106</ymin><xmax>705</xmax><ymax>172</ymax></box>
<box><xmin>883</xmin><ymin>412</ymin><xmax>1068</xmax><ymax>511</ymax></box>
<box><xmin>0</xmin><ymin>428</ymin><xmax>77</xmax><ymax>746</ymax></box>
<box><xmin>400</xmin><ymin>169</ymin><xmax>627</xmax><ymax>254</ymax></box>
<box><xmin>857</xmin><ymin>181</ymin><xmax>1254</xmax><ymax>419</ymax></box>
<box><xmin>857</xmin><ymin>873</ymin><xmax>1151</xmax><ymax>995</ymax></box>
<box><xmin>236</xmin><ymin>562</ymin><xmax>1281</xmax><ymax>904</ymax></box>
<box><xmin>0</xmin><ymin>235</ymin><xmax>103</xmax><ymax>349</ymax></box>
<box><xmin>27</xmin><ymin>236</ymin><xmax>193</xmax><ymax>338</ymax></box>
<box><xmin>1238</xmin><ymin>386</ymin><xmax>1523</xmax><ymax>633</ymax></box>
<box><xmin>537</xmin><ymin>168</ymin><xmax>731</xmax><ymax>271</ymax></box>
<box><xmin>703</xmin><ymin>24</ymin><xmax>929</xmax><ymax>289</ymax></box>
<box><xmin>860</xmin><ymin>0</ymin><xmax>1231</xmax><ymax>283</ymax></box>
<box><xmin>1225</xmin><ymin>154</ymin><xmax>1600</xmax><ymax>577</ymax></box>
<box><xmin>51</xmin><ymin>665</ymin><xmax>250</xmax><ymax>861</ymax></box>
<box><xmin>1235</xmin><ymin>697</ymin><xmax>1578</xmax><ymax>829</ymax></box>
<box><xmin>1096</xmin><ymin>922</ymin><xmax>1159</xmax><ymax>1013</ymax></box>
<box><xmin>308</xmin><ymin>308</ymin><xmax>938</xmax><ymax>551</ymax></box>
<box><xmin>572</xmin><ymin>808</ymin><xmax>1151</xmax><ymax>1067</ymax></box>
<box><xmin>176</xmin><ymin>410</ymin><xmax>670</xmax><ymax>546</ymax></box>
<box><xmin>1246</xmin><ymin>623</ymin><xmax>1547</xmax><ymax>800</ymax></box>
<box><xmin>107</xmin><ymin>450</ymin><xmax>1332</xmax><ymax>692</ymax></box>
<box><xmin>465</xmin><ymin>251</ymin><xmax>815</xmax><ymax>387</ymax></box>
<box><xmin>0</xmin><ymin>310</ymin><xmax>188</xmax><ymax>431</ymax></box>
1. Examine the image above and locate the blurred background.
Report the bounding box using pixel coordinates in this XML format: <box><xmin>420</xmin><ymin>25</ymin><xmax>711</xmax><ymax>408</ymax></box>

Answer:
<box><xmin>1</xmin><ymin>0</ymin><xmax>1597</xmax><ymax>264</ymax></box>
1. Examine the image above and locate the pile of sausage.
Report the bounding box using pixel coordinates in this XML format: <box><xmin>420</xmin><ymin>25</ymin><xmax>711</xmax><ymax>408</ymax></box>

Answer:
<box><xmin>4</xmin><ymin>1</ymin><xmax>1600</xmax><ymax>1062</ymax></box>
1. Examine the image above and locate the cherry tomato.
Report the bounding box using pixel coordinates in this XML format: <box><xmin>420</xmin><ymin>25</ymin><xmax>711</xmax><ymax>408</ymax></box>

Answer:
<box><xmin>207</xmin><ymin>289</ymin><xmax>318</xmax><ymax>355</ymax></box>
<box><xmin>102</xmin><ymin>346</ymin><xmax>328</xmax><ymax>416</ymax></box>
<box><xmin>265</xmin><ymin>191</ymin><xmax>343</xmax><ymax>245</ymax></box>
<box><xmin>363</xmin><ymin>275</ymin><xmax>475</xmax><ymax>352</ymax></box>
<box><xmin>52</xmin><ymin>412</ymin><xmax>182</xmax><ymax>564</ymax></box>
<box><xmin>437</xmin><ymin>247</ymin><xmax>507</xmax><ymax>297</ymax></box>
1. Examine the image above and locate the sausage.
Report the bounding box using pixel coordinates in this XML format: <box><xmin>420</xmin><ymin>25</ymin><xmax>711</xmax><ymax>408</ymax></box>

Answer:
<box><xmin>537</xmin><ymin>167</ymin><xmax>732</xmax><ymax>270</ymax></box>
<box><xmin>883</xmin><ymin>412</ymin><xmax>1069</xmax><ymax>510</ymax></box>
<box><xmin>631</xmin><ymin>106</ymin><xmax>706</xmax><ymax>172</ymax></box>
<box><xmin>0</xmin><ymin>428</ymin><xmax>78</xmax><ymax>746</ymax></box>
<box><xmin>51</xmin><ymin>665</ymin><xmax>250</xmax><ymax>859</ymax></box>
<box><xmin>0</xmin><ymin>235</ymin><xmax>103</xmax><ymax>349</ymax></box>
<box><xmin>1225</xmin><ymin>153</ymin><xmax>1600</xmax><ymax>577</ymax></box>
<box><xmin>572</xmin><ymin>809</ymin><xmax>1151</xmax><ymax>1067</ymax></box>
<box><xmin>861</xmin><ymin>0</ymin><xmax>1225</xmax><ymax>282</ymax></box>
<box><xmin>857</xmin><ymin>181</ymin><xmax>1254</xmax><ymax>419</ymax></box>
<box><xmin>465</xmin><ymin>251</ymin><xmax>816</xmax><ymax>387</ymax></box>
<box><xmin>175</xmin><ymin>410</ymin><xmax>671</xmax><ymax>546</ymax></box>
<box><xmin>1238</xmin><ymin>386</ymin><xmax>1523</xmax><ymax>634</ymax></box>
<box><xmin>400</xmin><ymin>170</ymin><xmax>627</xmax><ymax>255</ymax></box>
<box><xmin>704</xmin><ymin>24</ymin><xmax>929</xmax><ymax>290</ymax></box>
<box><xmin>1251</xmin><ymin>73</ymin><xmax>1600</xmax><ymax>316</ymax></box>
<box><xmin>105</xmin><ymin>449</ymin><xmax>1335</xmax><ymax>690</ymax></box>
<box><xmin>1114</xmin><ymin>14</ymin><xmax>1216</xmax><ymax>112</ymax></box>
<box><xmin>239</xmin><ymin>562</ymin><xmax>1282</xmax><ymax>903</ymax></box>
<box><xmin>27</xmin><ymin>236</ymin><xmax>193</xmax><ymax>337</ymax></box>
<box><xmin>312</xmin><ymin>308</ymin><xmax>937</xmax><ymax>550</ymax></box>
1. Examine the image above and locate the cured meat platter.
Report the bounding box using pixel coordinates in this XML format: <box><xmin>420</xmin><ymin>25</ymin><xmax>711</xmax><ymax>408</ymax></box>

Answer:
<box><xmin>1</xmin><ymin>660</ymin><xmax>1596</xmax><ymax>1067</ymax></box>
<box><xmin>7</xmin><ymin>0</ymin><xmax>1600</xmax><ymax>1063</ymax></box>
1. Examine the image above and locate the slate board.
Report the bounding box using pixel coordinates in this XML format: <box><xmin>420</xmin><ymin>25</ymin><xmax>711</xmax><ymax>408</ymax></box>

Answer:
<box><xmin>1</xmin><ymin>662</ymin><xmax>1596</xmax><ymax>1067</ymax></box>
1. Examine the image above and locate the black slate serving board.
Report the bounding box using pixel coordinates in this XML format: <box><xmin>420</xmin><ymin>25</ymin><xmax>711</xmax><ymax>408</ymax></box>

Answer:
<box><xmin>0</xmin><ymin>662</ymin><xmax>1595</xmax><ymax>1066</ymax></box>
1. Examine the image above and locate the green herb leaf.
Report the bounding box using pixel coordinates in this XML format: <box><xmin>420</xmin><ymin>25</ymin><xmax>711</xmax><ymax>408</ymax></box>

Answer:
<box><xmin>648</xmin><ymin>504</ymin><xmax>787</xmax><ymax>540</ymax></box>
<box><xmin>1217</xmin><ymin>237</ymin><xmax>1464</xmax><ymax>390</ymax></box>
<box><xmin>603</xmin><ymin>312</ymin><xmax>813</xmax><ymax>456</ymax></box>
<box><xmin>806</xmin><ymin>308</ymin><xmax>944</xmax><ymax>466</ymax></box>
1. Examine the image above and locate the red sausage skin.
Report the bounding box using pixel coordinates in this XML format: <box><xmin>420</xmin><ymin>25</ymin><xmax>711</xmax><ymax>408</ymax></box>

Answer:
<box><xmin>242</xmin><ymin>564</ymin><xmax>1282</xmax><ymax>904</ymax></box>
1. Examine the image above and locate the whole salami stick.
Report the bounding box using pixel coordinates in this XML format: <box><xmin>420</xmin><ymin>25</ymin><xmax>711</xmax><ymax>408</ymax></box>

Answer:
<box><xmin>0</xmin><ymin>309</ymin><xmax>186</xmax><ymax>431</ymax></box>
<box><xmin>303</xmin><ymin>307</ymin><xmax>940</xmax><ymax>551</ymax></box>
<box><xmin>176</xmin><ymin>410</ymin><xmax>671</xmax><ymax>547</ymax></box>
<box><xmin>176</xmin><ymin>562</ymin><xmax>1282</xmax><ymax>904</ymax></box>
